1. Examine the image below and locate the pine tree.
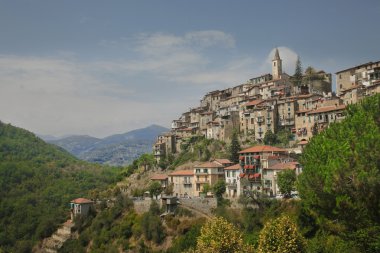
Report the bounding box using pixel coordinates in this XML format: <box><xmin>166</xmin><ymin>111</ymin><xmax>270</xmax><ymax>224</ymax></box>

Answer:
<box><xmin>292</xmin><ymin>56</ymin><xmax>303</xmax><ymax>87</ymax></box>
<box><xmin>229</xmin><ymin>129</ymin><xmax>241</xmax><ymax>164</ymax></box>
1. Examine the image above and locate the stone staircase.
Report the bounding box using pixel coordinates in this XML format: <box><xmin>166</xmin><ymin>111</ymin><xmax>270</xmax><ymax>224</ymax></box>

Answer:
<box><xmin>39</xmin><ymin>220</ymin><xmax>74</xmax><ymax>253</ymax></box>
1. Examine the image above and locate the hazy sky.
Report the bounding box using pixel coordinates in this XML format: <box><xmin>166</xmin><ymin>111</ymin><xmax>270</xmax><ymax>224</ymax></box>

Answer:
<box><xmin>0</xmin><ymin>0</ymin><xmax>379</xmax><ymax>137</ymax></box>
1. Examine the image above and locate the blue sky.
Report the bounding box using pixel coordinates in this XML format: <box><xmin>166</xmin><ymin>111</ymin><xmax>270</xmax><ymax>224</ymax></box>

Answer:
<box><xmin>0</xmin><ymin>0</ymin><xmax>379</xmax><ymax>137</ymax></box>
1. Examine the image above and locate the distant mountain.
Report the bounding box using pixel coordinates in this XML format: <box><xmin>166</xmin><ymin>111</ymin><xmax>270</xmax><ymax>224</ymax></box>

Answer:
<box><xmin>49</xmin><ymin>135</ymin><xmax>101</xmax><ymax>156</ymax></box>
<box><xmin>47</xmin><ymin>124</ymin><xmax>169</xmax><ymax>166</ymax></box>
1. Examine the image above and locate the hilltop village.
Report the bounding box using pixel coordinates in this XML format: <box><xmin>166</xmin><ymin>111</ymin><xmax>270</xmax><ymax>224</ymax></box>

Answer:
<box><xmin>151</xmin><ymin>48</ymin><xmax>380</xmax><ymax>198</ymax></box>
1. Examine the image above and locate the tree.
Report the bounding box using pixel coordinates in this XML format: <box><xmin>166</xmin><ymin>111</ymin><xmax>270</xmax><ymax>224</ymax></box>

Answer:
<box><xmin>195</xmin><ymin>217</ymin><xmax>253</xmax><ymax>253</ymax></box>
<box><xmin>292</xmin><ymin>56</ymin><xmax>303</xmax><ymax>87</ymax></box>
<box><xmin>138</xmin><ymin>153</ymin><xmax>155</xmax><ymax>172</ymax></box>
<box><xmin>277</xmin><ymin>129</ymin><xmax>293</xmax><ymax>147</ymax></box>
<box><xmin>229</xmin><ymin>129</ymin><xmax>241</xmax><ymax>164</ymax></box>
<box><xmin>298</xmin><ymin>94</ymin><xmax>380</xmax><ymax>251</ymax></box>
<box><xmin>164</xmin><ymin>182</ymin><xmax>174</xmax><ymax>196</ymax></box>
<box><xmin>258</xmin><ymin>215</ymin><xmax>305</xmax><ymax>253</ymax></box>
<box><xmin>202</xmin><ymin>183</ymin><xmax>210</xmax><ymax>195</ymax></box>
<box><xmin>212</xmin><ymin>180</ymin><xmax>226</xmax><ymax>206</ymax></box>
<box><xmin>277</xmin><ymin>169</ymin><xmax>296</xmax><ymax>198</ymax></box>
<box><xmin>264</xmin><ymin>129</ymin><xmax>278</xmax><ymax>145</ymax></box>
<box><xmin>148</xmin><ymin>181</ymin><xmax>162</xmax><ymax>199</ymax></box>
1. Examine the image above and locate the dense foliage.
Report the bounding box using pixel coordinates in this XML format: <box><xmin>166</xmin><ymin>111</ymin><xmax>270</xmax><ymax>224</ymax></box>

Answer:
<box><xmin>298</xmin><ymin>94</ymin><xmax>380</xmax><ymax>251</ymax></box>
<box><xmin>258</xmin><ymin>215</ymin><xmax>305</xmax><ymax>253</ymax></box>
<box><xmin>0</xmin><ymin>122</ymin><xmax>122</xmax><ymax>252</ymax></box>
<box><xmin>277</xmin><ymin>169</ymin><xmax>297</xmax><ymax>198</ymax></box>
<box><xmin>194</xmin><ymin>217</ymin><xmax>253</xmax><ymax>253</ymax></box>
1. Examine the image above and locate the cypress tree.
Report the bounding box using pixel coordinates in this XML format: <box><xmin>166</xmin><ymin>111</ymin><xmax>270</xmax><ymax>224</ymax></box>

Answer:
<box><xmin>229</xmin><ymin>129</ymin><xmax>241</xmax><ymax>164</ymax></box>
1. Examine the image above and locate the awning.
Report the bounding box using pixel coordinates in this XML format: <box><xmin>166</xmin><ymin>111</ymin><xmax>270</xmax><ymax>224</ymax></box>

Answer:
<box><xmin>253</xmin><ymin>173</ymin><xmax>261</xmax><ymax>178</ymax></box>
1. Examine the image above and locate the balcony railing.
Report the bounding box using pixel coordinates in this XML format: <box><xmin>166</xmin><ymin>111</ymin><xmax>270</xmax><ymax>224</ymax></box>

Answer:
<box><xmin>257</xmin><ymin>117</ymin><xmax>264</xmax><ymax>123</ymax></box>
<box><xmin>227</xmin><ymin>182</ymin><xmax>237</xmax><ymax>188</ymax></box>
<box><xmin>280</xmin><ymin>120</ymin><xmax>295</xmax><ymax>126</ymax></box>
<box><xmin>183</xmin><ymin>181</ymin><xmax>192</xmax><ymax>185</ymax></box>
<box><xmin>195</xmin><ymin>180</ymin><xmax>209</xmax><ymax>184</ymax></box>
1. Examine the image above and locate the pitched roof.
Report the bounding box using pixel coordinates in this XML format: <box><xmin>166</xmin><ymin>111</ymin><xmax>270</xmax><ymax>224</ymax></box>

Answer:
<box><xmin>245</xmin><ymin>100</ymin><xmax>263</xmax><ymax>107</ymax></box>
<box><xmin>71</xmin><ymin>198</ymin><xmax>93</xmax><ymax>204</ymax></box>
<box><xmin>169</xmin><ymin>170</ymin><xmax>194</xmax><ymax>176</ymax></box>
<box><xmin>268</xmin><ymin>162</ymin><xmax>299</xmax><ymax>170</ymax></box>
<box><xmin>224</xmin><ymin>164</ymin><xmax>241</xmax><ymax>170</ymax></box>
<box><xmin>239</xmin><ymin>145</ymin><xmax>287</xmax><ymax>154</ymax></box>
<box><xmin>214</xmin><ymin>158</ymin><xmax>233</xmax><ymax>165</ymax></box>
<box><xmin>194</xmin><ymin>161</ymin><xmax>224</xmax><ymax>168</ymax></box>
<box><xmin>150</xmin><ymin>174</ymin><xmax>168</xmax><ymax>180</ymax></box>
<box><xmin>307</xmin><ymin>105</ymin><xmax>346</xmax><ymax>115</ymax></box>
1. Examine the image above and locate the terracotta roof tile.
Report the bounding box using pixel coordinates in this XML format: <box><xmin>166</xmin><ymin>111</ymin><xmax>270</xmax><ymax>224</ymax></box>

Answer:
<box><xmin>169</xmin><ymin>170</ymin><xmax>194</xmax><ymax>176</ymax></box>
<box><xmin>245</xmin><ymin>100</ymin><xmax>263</xmax><ymax>107</ymax></box>
<box><xmin>214</xmin><ymin>159</ymin><xmax>233</xmax><ymax>164</ymax></box>
<box><xmin>307</xmin><ymin>105</ymin><xmax>346</xmax><ymax>115</ymax></box>
<box><xmin>194</xmin><ymin>161</ymin><xmax>224</xmax><ymax>168</ymax></box>
<box><xmin>239</xmin><ymin>145</ymin><xmax>287</xmax><ymax>154</ymax></box>
<box><xmin>268</xmin><ymin>162</ymin><xmax>299</xmax><ymax>170</ymax></box>
<box><xmin>150</xmin><ymin>174</ymin><xmax>168</xmax><ymax>180</ymax></box>
<box><xmin>71</xmin><ymin>198</ymin><xmax>93</xmax><ymax>204</ymax></box>
<box><xmin>224</xmin><ymin>164</ymin><xmax>241</xmax><ymax>170</ymax></box>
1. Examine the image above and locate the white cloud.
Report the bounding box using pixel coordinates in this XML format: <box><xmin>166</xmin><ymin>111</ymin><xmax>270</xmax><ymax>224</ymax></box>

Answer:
<box><xmin>0</xmin><ymin>31</ymin><xmax>299</xmax><ymax>137</ymax></box>
<box><xmin>96</xmin><ymin>31</ymin><xmax>248</xmax><ymax>85</ymax></box>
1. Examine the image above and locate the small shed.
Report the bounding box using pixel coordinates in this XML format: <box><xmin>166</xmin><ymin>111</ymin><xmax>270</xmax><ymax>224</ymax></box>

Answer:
<box><xmin>161</xmin><ymin>195</ymin><xmax>179</xmax><ymax>214</ymax></box>
<box><xmin>70</xmin><ymin>198</ymin><xmax>93</xmax><ymax>220</ymax></box>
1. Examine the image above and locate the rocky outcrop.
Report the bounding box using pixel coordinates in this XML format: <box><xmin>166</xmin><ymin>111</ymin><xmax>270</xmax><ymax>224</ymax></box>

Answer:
<box><xmin>38</xmin><ymin>220</ymin><xmax>74</xmax><ymax>253</ymax></box>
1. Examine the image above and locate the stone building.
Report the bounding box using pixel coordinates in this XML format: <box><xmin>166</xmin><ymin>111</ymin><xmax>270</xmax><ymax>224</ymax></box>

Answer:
<box><xmin>336</xmin><ymin>60</ymin><xmax>380</xmax><ymax>95</ymax></box>
<box><xmin>238</xmin><ymin>145</ymin><xmax>288</xmax><ymax>196</ymax></box>
<box><xmin>70</xmin><ymin>198</ymin><xmax>93</xmax><ymax>220</ymax></box>
<box><xmin>169</xmin><ymin>170</ymin><xmax>194</xmax><ymax>198</ymax></box>
<box><xmin>193</xmin><ymin>161</ymin><xmax>225</xmax><ymax>197</ymax></box>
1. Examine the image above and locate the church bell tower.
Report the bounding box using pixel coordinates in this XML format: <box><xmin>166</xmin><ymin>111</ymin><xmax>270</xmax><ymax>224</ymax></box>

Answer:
<box><xmin>272</xmin><ymin>48</ymin><xmax>282</xmax><ymax>79</ymax></box>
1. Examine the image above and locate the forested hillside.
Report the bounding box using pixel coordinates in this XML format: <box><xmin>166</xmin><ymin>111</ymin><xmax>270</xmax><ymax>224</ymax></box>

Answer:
<box><xmin>0</xmin><ymin>122</ymin><xmax>122</xmax><ymax>253</ymax></box>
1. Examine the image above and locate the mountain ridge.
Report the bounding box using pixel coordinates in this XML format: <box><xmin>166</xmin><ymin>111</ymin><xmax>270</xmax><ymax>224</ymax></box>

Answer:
<box><xmin>46</xmin><ymin>124</ymin><xmax>169</xmax><ymax>166</ymax></box>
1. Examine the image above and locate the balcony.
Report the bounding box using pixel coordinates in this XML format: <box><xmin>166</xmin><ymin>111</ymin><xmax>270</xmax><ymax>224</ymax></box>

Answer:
<box><xmin>183</xmin><ymin>181</ymin><xmax>192</xmax><ymax>185</ymax></box>
<box><xmin>280</xmin><ymin>120</ymin><xmax>295</xmax><ymax>126</ymax></box>
<box><xmin>195</xmin><ymin>180</ymin><xmax>209</xmax><ymax>184</ymax></box>
<box><xmin>227</xmin><ymin>182</ymin><xmax>237</xmax><ymax>188</ymax></box>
